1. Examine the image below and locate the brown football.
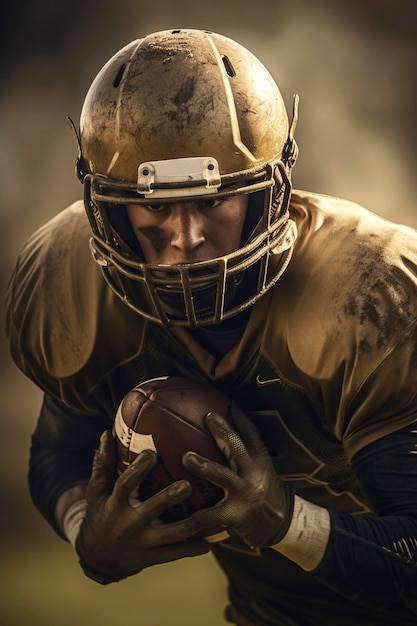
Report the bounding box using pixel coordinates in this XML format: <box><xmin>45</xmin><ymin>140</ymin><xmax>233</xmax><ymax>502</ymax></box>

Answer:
<box><xmin>114</xmin><ymin>376</ymin><xmax>237</xmax><ymax>526</ymax></box>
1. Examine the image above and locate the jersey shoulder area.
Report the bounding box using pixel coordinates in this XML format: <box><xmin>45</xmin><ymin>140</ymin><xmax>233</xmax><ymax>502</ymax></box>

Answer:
<box><xmin>6</xmin><ymin>201</ymin><xmax>145</xmax><ymax>388</ymax></box>
<box><xmin>285</xmin><ymin>189</ymin><xmax>417</xmax><ymax>360</ymax></box>
<box><xmin>274</xmin><ymin>190</ymin><xmax>417</xmax><ymax>453</ymax></box>
<box><xmin>290</xmin><ymin>189</ymin><xmax>417</xmax><ymax>272</ymax></box>
<box><xmin>290</xmin><ymin>188</ymin><xmax>417</xmax><ymax>237</ymax></box>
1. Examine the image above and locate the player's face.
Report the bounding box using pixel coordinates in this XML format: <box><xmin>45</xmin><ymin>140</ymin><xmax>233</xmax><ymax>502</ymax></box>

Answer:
<box><xmin>126</xmin><ymin>194</ymin><xmax>249</xmax><ymax>265</ymax></box>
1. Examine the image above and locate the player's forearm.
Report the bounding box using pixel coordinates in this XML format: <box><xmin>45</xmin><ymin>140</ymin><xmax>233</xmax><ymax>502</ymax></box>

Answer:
<box><xmin>55</xmin><ymin>485</ymin><xmax>87</xmax><ymax>542</ymax></box>
<box><xmin>314</xmin><ymin>510</ymin><xmax>417</xmax><ymax>615</ymax></box>
<box><xmin>29</xmin><ymin>394</ymin><xmax>109</xmax><ymax>537</ymax></box>
<box><xmin>272</xmin><ymin>498</ymin><xmax>417</xmax><ymax>615</ymax></box>
<box><xmin>29</xmin><ymin>438</ymin><xmax>91</xmax><ymax>538</ymax></box>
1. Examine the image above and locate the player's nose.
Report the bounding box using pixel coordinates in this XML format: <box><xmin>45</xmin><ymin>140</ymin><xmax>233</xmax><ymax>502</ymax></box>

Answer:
<box><xmin>169</xmin><ymin>204</ymin><xmax>206</xmax><ymax>253</ymax></box>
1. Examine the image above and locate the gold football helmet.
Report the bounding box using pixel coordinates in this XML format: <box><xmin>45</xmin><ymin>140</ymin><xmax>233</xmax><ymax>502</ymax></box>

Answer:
<box><xmin>73</xmin><ymin>28</ymin><xmax>299</xmax><ymax>327</ymax></box>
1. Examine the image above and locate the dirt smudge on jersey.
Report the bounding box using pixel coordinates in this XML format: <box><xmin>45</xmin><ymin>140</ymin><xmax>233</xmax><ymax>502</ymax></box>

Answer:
<box><xmin>337</xmin><ymin>241</ymin><xmax>415</xmax><ymax>352</ymax></box>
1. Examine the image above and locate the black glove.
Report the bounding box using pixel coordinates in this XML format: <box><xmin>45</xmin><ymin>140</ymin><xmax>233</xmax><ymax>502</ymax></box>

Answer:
<box><xmin>76</xmin><ymin>431</ymin><xmax>210</xmax><ymax>584</ymax></box>
<box><xmin>182</xmin><ymin>407</ymin><xmax>294</xmax><ymax>549</ymax></box>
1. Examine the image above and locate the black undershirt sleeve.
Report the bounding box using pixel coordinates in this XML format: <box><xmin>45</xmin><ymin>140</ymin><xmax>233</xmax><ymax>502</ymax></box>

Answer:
<box><xmin>29</xmin><ymin>393</ymin><xmax>112</xmax><ymax>538</ymax></box>
<box><xmin>314</xmin><ymin>422</ymin><xmax>417</xmax><ymax>616</ymax></box>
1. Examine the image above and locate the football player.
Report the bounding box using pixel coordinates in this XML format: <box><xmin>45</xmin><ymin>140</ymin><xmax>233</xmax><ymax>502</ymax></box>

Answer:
<box><xmin>6</xmin><ymin>29</ymin><xmax>417</xmax><ymax>625</ymax></box>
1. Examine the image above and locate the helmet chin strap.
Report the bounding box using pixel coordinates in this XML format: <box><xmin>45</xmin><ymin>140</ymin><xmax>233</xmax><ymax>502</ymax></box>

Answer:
<box><xmin>282</xmin><ymin>94</ymin><xmax>300</xmax><ymax>171</ymax></box>
<box><xmin>67</xmin><ymin>116</ymin><xmax>89</xmax><ymax>183</ymax></box>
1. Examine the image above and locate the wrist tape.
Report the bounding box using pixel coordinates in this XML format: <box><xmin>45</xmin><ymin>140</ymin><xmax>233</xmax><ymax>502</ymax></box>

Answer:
<box><xmin>271</xmin><ymin>495</ymin><xmax>330</xmax><ymax>571</ymax></box>
<box><xmin>62</xmin><ymin>499</ymin><xmax>87</xmax><ymax>547</ymax></box>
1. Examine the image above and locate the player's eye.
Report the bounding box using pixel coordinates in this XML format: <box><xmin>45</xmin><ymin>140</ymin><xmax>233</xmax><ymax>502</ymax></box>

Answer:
<box><xmin>198</xmin><ymin>198</ymin><xmax>223</xmax><ymax>209</ymax></box>
<box><xmin>142</xmin><ymin>198</ymin><xmax>223</xmax><ymax>212</ymax></box>
<box><xmin>144</xmin><ymin>203</ymin><xmax>165</xmax><ymax>212</ymax></box>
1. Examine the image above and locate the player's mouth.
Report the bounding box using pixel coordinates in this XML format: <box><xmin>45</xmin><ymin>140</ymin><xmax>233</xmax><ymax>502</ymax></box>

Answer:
<box><xmin>153</xmin><ymin>267</ymin><xmax>236</xmax><ymax>322</ymax></box>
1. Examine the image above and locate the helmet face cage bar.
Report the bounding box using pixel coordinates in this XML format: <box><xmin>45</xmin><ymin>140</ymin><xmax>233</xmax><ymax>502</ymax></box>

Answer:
<box><xmin>85</xmin><ymin>158</ymin><xmax>298</xmax><ymax>327</ymax></box>
<box><xmin>89</xmin><ymin>167</ymin><xmax>273</xmax><ymax>208</ymax></box>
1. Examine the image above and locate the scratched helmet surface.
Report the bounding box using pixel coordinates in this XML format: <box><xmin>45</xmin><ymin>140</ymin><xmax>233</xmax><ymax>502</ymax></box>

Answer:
<box><xmin>76</xmin><ymin>28</ymin><xmax>299</xmax><ymax>327</ymax></box>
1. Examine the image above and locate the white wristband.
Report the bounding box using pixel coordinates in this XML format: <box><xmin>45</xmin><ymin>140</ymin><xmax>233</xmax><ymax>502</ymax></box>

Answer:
<box><xmin>271</xmin><ymin>495</ymin><xmax>330</xmax><ymax>571</ymax></box>
<box><xmin>62</xmin><ymin>499</ymin><xmax>87</xmax><ymax>547</ymax></box>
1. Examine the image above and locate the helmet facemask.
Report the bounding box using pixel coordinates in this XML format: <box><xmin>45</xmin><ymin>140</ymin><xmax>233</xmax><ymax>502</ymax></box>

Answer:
<box><xmin>84</xmin><ymin>158</ymin><xmax>297</xmax><ymax>328</ymax></box>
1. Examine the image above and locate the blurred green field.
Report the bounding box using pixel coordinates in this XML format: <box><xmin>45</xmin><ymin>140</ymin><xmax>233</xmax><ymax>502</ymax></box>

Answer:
<box><xmin>1</xmin><ymin>543</ymin><xmax>227</xmax><ymax>626</ymax></box>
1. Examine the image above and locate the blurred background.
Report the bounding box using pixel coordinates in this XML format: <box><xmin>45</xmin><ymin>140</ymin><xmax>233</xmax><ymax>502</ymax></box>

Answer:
<box><xmin>1</xmin><ymin>0</ymin><xmax>416</xmax><ymax>624</ymax></box>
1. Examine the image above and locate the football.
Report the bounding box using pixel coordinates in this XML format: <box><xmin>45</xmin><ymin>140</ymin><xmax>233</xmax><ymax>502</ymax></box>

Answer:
<box><xmin>114</xmin><ymin>376</ymin><xmax>238</xmax><ymax>527</ymax></box>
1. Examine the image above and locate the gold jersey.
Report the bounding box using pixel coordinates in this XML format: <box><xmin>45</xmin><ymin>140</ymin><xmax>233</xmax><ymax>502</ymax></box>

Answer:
<box><xmin>6</xmin><ymin>190</ymin><xmax>417</xmax><ymax>518</ymax></box>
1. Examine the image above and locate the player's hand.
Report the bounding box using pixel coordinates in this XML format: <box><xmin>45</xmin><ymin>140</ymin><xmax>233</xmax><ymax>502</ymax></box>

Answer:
<box><xmin>183</xmin><ymin>407</ymin><xmax>294</xmax><ymax>549</ymax></box>
<box><xmin>75</xmin><ymin>431</ymin><xmax>210</xmax><ymax>584</ymax></box>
